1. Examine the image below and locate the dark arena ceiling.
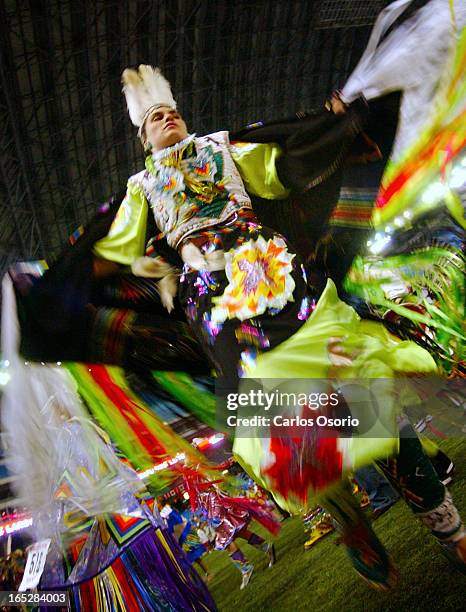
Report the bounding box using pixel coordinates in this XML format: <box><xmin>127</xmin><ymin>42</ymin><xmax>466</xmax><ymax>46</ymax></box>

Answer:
<box><xmin>0</xmin><ymin>0</ymin><xmax>397</xmax><ymax>274</ymax></box>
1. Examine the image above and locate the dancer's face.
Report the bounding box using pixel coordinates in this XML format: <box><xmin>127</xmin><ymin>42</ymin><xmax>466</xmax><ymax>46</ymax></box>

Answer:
<box><xmin>143</xmin><ymin>106</ymin><xmax>188</xmax><ymax>151</ymax></box>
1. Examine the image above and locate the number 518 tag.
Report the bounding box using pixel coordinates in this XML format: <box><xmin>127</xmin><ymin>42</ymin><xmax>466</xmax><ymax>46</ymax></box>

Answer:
<box><xmin>19</xmin><ymin>539</ymin><xmax>51</xmax><ymax>592</ymax></box>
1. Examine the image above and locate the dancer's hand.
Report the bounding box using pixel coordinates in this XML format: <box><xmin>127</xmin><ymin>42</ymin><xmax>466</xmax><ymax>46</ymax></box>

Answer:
<box><xmin>330</xmin><ymin>92</ymin><xmax>347</xmax><ymax>115</ymax></box>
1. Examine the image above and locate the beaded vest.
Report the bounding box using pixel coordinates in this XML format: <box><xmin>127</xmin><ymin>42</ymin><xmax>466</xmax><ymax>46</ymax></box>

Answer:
<box><xmin>129</xmin><ymin>131</ymin><xmax>252</xmax><ymax>249</ymax></box>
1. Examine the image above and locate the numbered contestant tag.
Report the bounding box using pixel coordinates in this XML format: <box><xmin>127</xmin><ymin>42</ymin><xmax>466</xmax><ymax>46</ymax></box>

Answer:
<box><xmin>19</xmin><ymin>539</ymin><xmax>51</xmax><ymax>591</ymax></box>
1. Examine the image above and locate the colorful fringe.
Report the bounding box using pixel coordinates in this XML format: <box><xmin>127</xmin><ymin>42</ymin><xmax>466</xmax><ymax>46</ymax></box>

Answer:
<box><xmin>152</xmin><ymin>371</ymin><xmax>217</xmax><ymax>428</ymax></box>
<box><xmin>373</xmin><ymin>29</ymin><xmax>466</xmax><ymax>228</ymax></box>
<box><xmin>65</xmin><ymin>363</ymin><xmax>223</xmax><ymax>490</ymax></box>
<box><xmin>346</xmin><ymin>246</ymin><xmax>465</xmax><ymax>373</ymax></box>
<box><xmin>89</xmin><ymin>307</ymin><xmax>137</xmax><ymax>365</ymax></box>
<box><xmin>328</xmin><ymin>187</ymin><xmax>376</xmax><ymax>228</ymax></box>
<box><xmin>41</xmin><ymin>523</ymin><xmax>216</xmax><ymax>611</ymax></box>
<box><xmin>344</xmin><ymin>29</ymin><xmax>466</xmax><ymax>373</ymax></box>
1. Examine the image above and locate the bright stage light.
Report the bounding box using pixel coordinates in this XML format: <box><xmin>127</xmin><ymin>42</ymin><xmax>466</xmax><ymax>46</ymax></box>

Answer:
<box><xmin>449</xmin><ymin>165</ymin><xmax>466</xmax><ymax>189</ymax></box>
<box><xmin>368</xmin><ymin>233</ymin><xmax>391</xmax><ymax>255</ymax></box>
<box><xmin>421</xmin><ymin>182</ymin><xmax>447</xmax><ymax>205</ymax></box>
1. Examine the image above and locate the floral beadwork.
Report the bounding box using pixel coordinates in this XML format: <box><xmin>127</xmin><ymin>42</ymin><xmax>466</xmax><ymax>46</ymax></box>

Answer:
<box><xmin>183</xmin><ymin>149</ymin><xmax>218</xmax><ymax>182</ymax></box>
<box><xmin>211</xmin><ymin>235</ymin><xmax>296</xmax><ymax>324</ymax></box>
<box><xmin>138</xmin><ymin>131</ymin><xmax>253</xmax><ymax>248</ymax></box>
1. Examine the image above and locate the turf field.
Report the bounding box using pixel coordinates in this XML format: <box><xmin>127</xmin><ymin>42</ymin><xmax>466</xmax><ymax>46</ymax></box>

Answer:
<box><xmin>204</xmin><ymin>438</ymin><xmax>466</xmax><ymax>611</ymax></box>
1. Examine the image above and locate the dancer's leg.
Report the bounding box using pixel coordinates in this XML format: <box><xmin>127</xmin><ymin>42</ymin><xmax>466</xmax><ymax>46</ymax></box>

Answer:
<box><xmin>318</xmin><ymin>478</ymin><xmax>397</xmax><ymax>591</ymax></box>
<box><xmin>376</xmin><ymin>423</ymin><xmax>465</xmax><ymax>571</ymax></box>
<box><xmin>228</xmin><ymin>542</ymin><xmax>254</xmax><ymax>589</ymax></box>
<box><xmin>237</xmin><ymin>528</ymin><xmax>276</xmax><ymax>566</ymax></box>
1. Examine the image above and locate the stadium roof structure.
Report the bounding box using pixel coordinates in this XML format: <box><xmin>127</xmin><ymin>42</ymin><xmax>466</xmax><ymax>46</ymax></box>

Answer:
<box><xmin>0</xmin><ymin>0</ymin><xmax>396</xmax><ymax>275</ymax></box>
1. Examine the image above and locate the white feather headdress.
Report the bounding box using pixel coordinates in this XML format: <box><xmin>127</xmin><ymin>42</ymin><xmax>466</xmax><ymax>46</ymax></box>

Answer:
<box><xmin>121</xmin><ymin>65</ymin><xmax>177</xmax><ymax>131</ymax></box>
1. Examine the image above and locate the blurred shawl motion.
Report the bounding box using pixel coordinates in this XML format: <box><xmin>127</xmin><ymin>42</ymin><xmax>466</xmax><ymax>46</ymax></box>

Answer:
<box><xmin>1</xmin><ymin>0</ymin><xmax>465</xmax><ymax>608</ymax></box>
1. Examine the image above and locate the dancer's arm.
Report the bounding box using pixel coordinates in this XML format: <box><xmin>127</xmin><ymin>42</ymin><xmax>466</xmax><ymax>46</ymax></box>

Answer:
<box><xmin>93</xmin><ymin>181</ymin><xmax>149</xmax><ymax>266</ymax></box>
<box><xmin>229</xmin><ymin>140</ymin><xmax>290</xmax><ymax>200</ymax></box>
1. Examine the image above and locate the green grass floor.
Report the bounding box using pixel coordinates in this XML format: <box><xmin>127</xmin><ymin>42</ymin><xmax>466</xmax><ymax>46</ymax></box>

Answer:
<box><xmin>203</xmin><ymin>438</ymin><xmax>466</xmax><ymax>612</ymax></box>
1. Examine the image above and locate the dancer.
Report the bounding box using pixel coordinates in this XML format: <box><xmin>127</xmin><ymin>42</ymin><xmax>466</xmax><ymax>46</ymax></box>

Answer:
<box><xmin>3</xmin><ymin>0</ymin><xmax>464</xmax><ymax>596</ymax></box>
<box><xmin>194</xmin><ymin>516</ymin><xmax>257</xmax><ymax>590</ymax></box>
<box><xmin>336</xmin><ymin>0</ymin><xmax>466</xmax><ymax>375</ymax></box>
<box><xmin>2</xmin><ymin>270</ymin><xmax>217</xmax><ymax>610</ymax></box>
<box><xmin>195</xmin><ymin>487</ymin><xmax>278</xmax><ymax>589</ymax></box>
<box><xmin>85</xmin><ymin>34</ymin><xmax>462</xmax><ymax>598</ymax></box>
<box><xmin>313</xmin><ymin>0</ymin><xmax>466</xmax><ymax>587</ymax></box>
<box><xmin>303</xmin><ymin>507</ymin><xmax>335</xmax><ymax>550</ymax></box>
<box><xmin>160</xmin><ymin>503</ymin><xmax>213</xmax><ymax>580</ymax></box>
